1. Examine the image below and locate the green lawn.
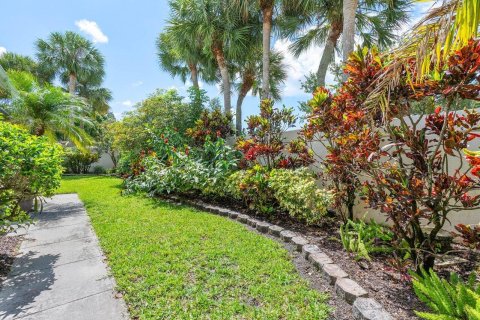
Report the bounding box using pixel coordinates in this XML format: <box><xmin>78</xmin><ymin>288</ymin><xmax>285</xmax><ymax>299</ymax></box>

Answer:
<box><xmin>58</xmin><ymin>176</ymin><xmax>331</xmax><ymax>319</ymax></box>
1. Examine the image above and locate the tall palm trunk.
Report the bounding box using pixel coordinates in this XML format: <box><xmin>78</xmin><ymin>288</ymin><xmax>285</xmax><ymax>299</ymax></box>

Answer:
<box><xmin>211</xmin><ymin>40</ymin><xmax>231</xmax><ymax>115</ymax></box>
<box><xmin>261</xmin><ymin>1</ymin><xmax>274</xmax><ymax>100</ymax></box>
<box><xmin>188</xmin><ymin>63</ymin><xmax>199</xmax><ymax>88</ymax></box>
<box><xmin>68</xmin><ymin>73</ymin><xmax>77</xmax><ymax>95</ymax></box>
<box><xmin>317</xmin><ymin>21</ymin><xmax>342</xmax><ymax>86</ymax></box>
<box><xmin>342</xmin><ymin>0</ymin><xmax>358</xmax><ymax>80</ymax></box>
<box><xmin>235</xmin><ymin>69</ymin><xmax>255</xmax><ymax>133</ymax></box>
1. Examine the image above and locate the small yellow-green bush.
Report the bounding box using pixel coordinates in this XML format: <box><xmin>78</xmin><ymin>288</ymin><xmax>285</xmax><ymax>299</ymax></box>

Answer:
<box><xmin>269</xmin><ymin>168</ymin><xmax>333</xmax><ymax>224</ymax></box>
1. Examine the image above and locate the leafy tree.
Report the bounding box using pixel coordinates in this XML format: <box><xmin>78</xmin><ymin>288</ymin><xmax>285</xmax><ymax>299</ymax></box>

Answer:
<box><xmin>0</xmin><ymin>52</ymin><xmax>55</xmax><ymax>84</ymax></box>
<box><xmin>36</xmin><ymin>31</ymin><xmax>105</xmax><ymax>94</ymax></box>
<box><xmin>281</xmin><ymin>0</ymin><xmax>409</xmax><ymax>86</ymax></box>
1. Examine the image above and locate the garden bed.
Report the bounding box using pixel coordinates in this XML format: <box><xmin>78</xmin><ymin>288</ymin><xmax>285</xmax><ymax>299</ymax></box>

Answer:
<box><xmin>187</xmin><ymin>194</ymin><xmax>479</xmax><ymax>320</ymax></box>
<box><xmin>0</xmin><ymin>235</ymin><xmax>22</xmax><ymax>288</ymax></box>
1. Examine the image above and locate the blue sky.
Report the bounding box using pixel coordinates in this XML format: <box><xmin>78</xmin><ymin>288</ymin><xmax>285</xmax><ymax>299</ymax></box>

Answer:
<box><xmin>0</xmin><ymin>0</ymin><xmax>432</xmax><ymax>122</ymax></box>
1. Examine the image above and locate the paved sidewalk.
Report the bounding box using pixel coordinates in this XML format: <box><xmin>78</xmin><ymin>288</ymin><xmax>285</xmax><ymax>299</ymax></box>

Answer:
<box><xmin>0</xmin><ymin>194</ymin><xmax>129</xmax><ymax>320</ymax></box>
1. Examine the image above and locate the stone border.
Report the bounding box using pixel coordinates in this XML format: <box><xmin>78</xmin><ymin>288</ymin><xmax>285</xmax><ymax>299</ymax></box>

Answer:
<box><xmin>165</xmin><ymin>195</ymin><xmax>393</xmax><ymax>320</ymax></box>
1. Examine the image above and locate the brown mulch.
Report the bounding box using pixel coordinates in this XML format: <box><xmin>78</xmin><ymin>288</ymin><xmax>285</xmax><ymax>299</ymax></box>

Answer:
<box><xmin>180</xmin><ymin>194</ymin><xmax>479</xmax><ymax>320</ymax></box>
<box><xmin>0</xmin><ymin>234</ymin><xmax>22</xmax><ymax>288</ymax></box>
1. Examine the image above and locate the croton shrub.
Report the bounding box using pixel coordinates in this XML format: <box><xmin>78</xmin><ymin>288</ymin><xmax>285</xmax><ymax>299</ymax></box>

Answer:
<box><xmin>269</xmin><ymin>168</ymin><xmax>333</xmax><ymax>224</ymax></box>
<box><xmin>304</xmin><ymin>41</ymin><xmax>480</xmax><ymax>270</ymax></box>
<box><xmin>302</xmin><ymin>48</ymin><xmax>383</xmax><ymax>222</ymax></box>
<box><xmin>236</xmin><ymin>99</ymin><xmax>313</xmax><ymax>169</ymax></box>
<box><xmin>0</xmin><ymin>121</ymin><xmax>63</xmax><ymax>233</ymax></box>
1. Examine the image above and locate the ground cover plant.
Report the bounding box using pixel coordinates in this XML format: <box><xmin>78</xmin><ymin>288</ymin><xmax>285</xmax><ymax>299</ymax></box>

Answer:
<box><xmin>58</xmin><ymin>175</ymin><xmax>331</xmax><ymax>319</ymax></box>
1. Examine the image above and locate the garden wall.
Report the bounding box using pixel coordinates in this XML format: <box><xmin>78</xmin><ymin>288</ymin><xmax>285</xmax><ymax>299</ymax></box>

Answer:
<box><xmin>281</xmin><ymin>110</ymin><xmax>480</xmax><ymax>231</ymax></box>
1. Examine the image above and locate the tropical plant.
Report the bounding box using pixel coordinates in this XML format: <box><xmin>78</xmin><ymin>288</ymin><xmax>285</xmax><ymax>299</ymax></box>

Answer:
<box><xmin>236</xmin><ymin>99</ymin><xmax>313</xmax><ymax>169</ymax></box>
<box><xmin>365</xmin><ymin>0</ymin><xmax>480</xmax><ymax>110</ymax></box>
<box><xmin>234</xmin><ymin>48</ymin><xmax>287</xmax><ymax>131</ymax></box>
<box><xmin>36</xmin><ymin>31</ymin><xmax>105</xmax><ymax>94</ymax></box>
<box><xmin>233</xmin><ymin>0</ymin><xmax>310</xmax><ymax>99</ymax></box>
<box><xmin>157</xmin><ymin>30</ymin><xmax>217</xmax><ymax>88</ymax></box>
<box><xmin>454</xmin><ymin>224</ymin><xmax>480</xmax><ymax>250</ymax></box>
<box><xmin>0</xmin><ymin>121</ymin><xmax>63</xmax><ymax>233</ymax></box>
<box><xmin>342</xmin><ymin>0</ymin><xmax>358</xmax><ymax>73</ymax></box>
<box><xmin>269</xmin><ymin>168</ymin><xmax>333</xmax><ymax>224</ymax></box>
<box><xmin>412</xmin><ymin>269</ymin><xmax>480</xmax><ymax>320</ymax></box>
<box><xmin>4</xmin><ymin>71</ymin><xmax>92</xmax><ymax>148</ymax></box>
<box><xmin>0</xmin><ymin>52</ymin><xmax>55</xmax><ymax>84</ymax></box>
<box><xmin>187</xmin><ymin>108</ymin><xmax>234</xmax><ymax>146</ymax></box>
<box><xmin>339</xmin><ymin>219</ymin><xmax>394</xmax><ymax>261</ymax></box>
<box><xmin>124</xmin><ymin>137</ymin><xmax>240</xmax><ymax>198</ymax></box>
<box><xmin>226</xmin><ymin>165</ymin><xmax>277</xmax><ymax>215</ymax></box>
<box><xmin>167</xmin><ymin>0</ymin><xmax>252</xmax><ymax>115</ymax></box>
<box><xmin>360</xmin><ymin>41</ymin><xmax>480</xmax><ymax>270</ymax></box>
<box><xmin>281</xmin><ymin>0</ymin><xmax>409</xmax><ymax>86</ymax></box>
<box><xmin>301</xmin><ymin>48</ymin><xmax>383</xmax><ymax>221</ymax></box>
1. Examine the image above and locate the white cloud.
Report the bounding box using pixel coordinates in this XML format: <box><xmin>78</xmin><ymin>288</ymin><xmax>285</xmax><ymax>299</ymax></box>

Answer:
<box><xmin>0</xmin><ymin>47</ymin><xmax>6</xmax><ymax>56</ymax></box>
<box><xmin>132</xmin><ymin>81</ymin><xmax>143</xmax><ymax>87</ymax></box>
<box><xmin>122</xmin><ymin>100</ymin><xmax>133</xmax><ymax>107</ymax></box>
<box><xmin>75</xmin><ymin>19</ymin><xmax>108</xmax><ymax>43</ymax></box>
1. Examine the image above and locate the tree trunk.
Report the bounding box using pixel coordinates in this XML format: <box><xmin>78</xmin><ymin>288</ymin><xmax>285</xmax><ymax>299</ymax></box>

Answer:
<box><xmin>317</xmin><ymin>22</ymin><xmax>342</xmax><ymax>86</ymax></box>
<box><xmin>235</xmin><ymin>69</ymin><xmax>255</xmax><ymax>133</ymax></box>
<box><xmin>261</xmin><ymin>2</ymin><xmax>274</xmax><ymax>100</ymax></box>
<box><xmin>189</xmin><ymin>63</ymin><xmax>199</xmax><ymax>88</ymax></box>
<box><xmin>342</xmin><ymin>0</ymin><xmax>358</xmax><ymax>80</ymax></box>
<box><xmin>211</xmin><ymin>41</ymin><xmax>231</xmax><ymax>115</ymax></box>
<box><xmin>68</xmin><ymin>73</ymin><xmax>77</xmax><ymax>95</ymax></box>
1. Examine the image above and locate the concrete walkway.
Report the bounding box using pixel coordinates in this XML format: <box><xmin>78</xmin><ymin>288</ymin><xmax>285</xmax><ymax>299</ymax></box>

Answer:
<box><xmin>0</xmin><ymin>194</ymin><xmax>129</xmax><ymax>320</ymax></box>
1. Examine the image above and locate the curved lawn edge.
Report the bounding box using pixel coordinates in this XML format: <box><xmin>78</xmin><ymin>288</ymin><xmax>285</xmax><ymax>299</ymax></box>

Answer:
<box><xmin>57</xmin><ymin>176</ymin><xmax>332</xmax><ymax>319</ymax></box>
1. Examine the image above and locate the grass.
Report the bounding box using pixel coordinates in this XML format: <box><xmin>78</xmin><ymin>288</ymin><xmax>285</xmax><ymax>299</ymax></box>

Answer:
<box><xmin>58</xmin><ymin>175</ymin><xmax>331</xmax><ymax>319</ymax></box>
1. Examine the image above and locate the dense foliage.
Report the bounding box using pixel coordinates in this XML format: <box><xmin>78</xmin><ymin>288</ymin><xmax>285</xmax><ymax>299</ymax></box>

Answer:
<box><xmin>63</xmin><ymin>148</ymin><xmax>100</xmax><ymax>174</ymax></box>
<box><xmin>0</xmin><ymin>121</ymin><xmax>63</xmax><ymax>233</ymax></box>
<box><xmin>269</xmin><ymin>168</ymin><xmax>333</xmax><ymax>224</ymax></box>
<box><xmin>237</xmin><ymin>99</ymin><xmax>313</xmax><ymax>169</ymax></box>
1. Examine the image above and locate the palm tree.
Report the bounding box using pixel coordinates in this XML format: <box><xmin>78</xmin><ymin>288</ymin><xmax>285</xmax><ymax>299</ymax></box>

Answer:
<box><xmin>342</xmin><ymin>0</ymin><xmax>358</xmax><ymax>69</ymax></box>
<box><xmin>157</xmin><ymin>30</ymin><xmax>217</xmax><ymax>88</ymax></box>
<box><xmin>4</xmin><ymin>71</ymin><xmax>92</xmax><ymax>148</ymax></box>
<box><xmin>366</xmin><ymin>0</ymin><xmax>480</xmax><ymax>108</ymax></box>
<box><xmin>282</xmin><ymin>0</ymin><xmax>409</xmax><ymax>86</ymax></box>
<box><xmin>233</xmin><ymin>0</ymin><xmax>309</xmax><ymax>99</ymax></box>
<box><xmin>36</xmin><ymin>31</ymin><xmax>105</xmax><ymax>95</ymax></box>
<box><xmin>167</xmin><ymin>0</ymin><xmax>252</xmax><ymax>115</ymax></box>
<box><xmin>234</xmin><ymin>49</ymin><xmax>287</xmax><ymax>131</ymax></box>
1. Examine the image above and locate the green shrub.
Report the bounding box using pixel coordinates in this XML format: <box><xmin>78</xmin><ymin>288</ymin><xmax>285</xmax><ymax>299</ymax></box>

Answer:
<box><xmin>92</xmin><ymin>166</ymin><xmax>106</xmax><ymax>174</ymax></box>
<box><xmin>412</xmin><ymin>269</ymin><xmax>480</xmax><ymax>320</ymax></box>
<box><xmin>124</xmin><ymin>138</ymin><xmax>239</xmax><ymax>199</ymax></box>
<box><xmin>63</xmin><ymin>148</ymin><xmax>99</xmax><ymax>174</ymax></box>
<box><xmin>0</xmin><ymin>121</ymin><xmax>63</xmax><ymax>233</ymax></box>
<box><xmin>269</xmin><ymin>168</ymin><xmax>333</xmax><ymax>224</ymax></box>
<box><xmin>226</xmin><ymin>165</ymin><xmax>276</xmax><ymax>215</ymax></box>
<box><xmin>339</xmin><ymin>219</ymin><xmax>394</xmax><ymax>261</ymax></box>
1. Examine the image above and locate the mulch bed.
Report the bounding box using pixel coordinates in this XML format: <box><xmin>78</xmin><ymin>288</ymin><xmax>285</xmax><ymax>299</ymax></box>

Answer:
<box><xmin>0</xmin><ymin>234</ymin><xmax>22</xmax><ymax>288</ymax></box>
<box><xmin>185</xmin><ymin>194</ymin><xmax>479</xmax><ymax>320</ymax></box>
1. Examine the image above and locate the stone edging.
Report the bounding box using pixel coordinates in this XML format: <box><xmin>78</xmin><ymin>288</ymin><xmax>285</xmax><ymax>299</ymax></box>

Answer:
<box><xmin>165</xmin><ymin>195</ymin><xmax>394</xmax><ymax>320</ymax></box>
